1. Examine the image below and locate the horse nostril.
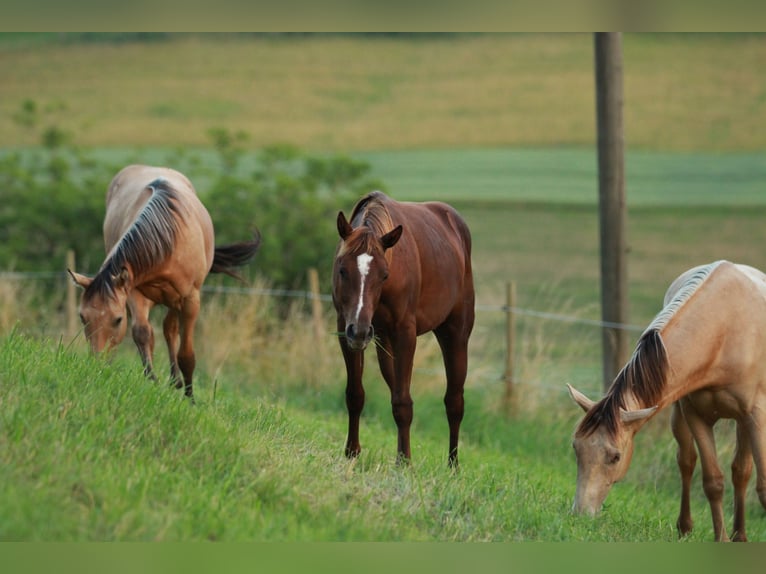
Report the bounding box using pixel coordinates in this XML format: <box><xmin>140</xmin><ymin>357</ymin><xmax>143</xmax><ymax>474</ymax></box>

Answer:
<box><xmin>345</xmin><ymin>324</ymin><xmax>356</xmax><ymax>340</ymax></box>
<box><xmin>368</xmin><ymin>325</ymin><xmax>374</xmax><ymax>339</ymax></box>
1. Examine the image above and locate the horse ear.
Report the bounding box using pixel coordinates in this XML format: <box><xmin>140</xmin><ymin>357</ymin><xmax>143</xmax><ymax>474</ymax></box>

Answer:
<box><xmin>111</xmin><ymin>267</ymin><xmax>132</xmax><ymax>289</ymax></box>
<box><xmin>567</xmin><ymin>383</ymin><xmax>596</xmax><ymax>413</ymax></box>
<box><xmin>67</xmin><ymin>269</ymin><xmax>92</xmax><ymax>289</ymax></box>
<box><xmin>620</xmin><ymin>405</ymin><xmax>658</xmax><ymax>425</ymax></box>
<box><xmin>381</xmin><ymin>225</ymin><xmax>403</xmax><ymax>250</ymax></box>
<box><xmin>337</xmin><ymin>211</ymin><xmax>353</xmax><ymax>240</ymax></box>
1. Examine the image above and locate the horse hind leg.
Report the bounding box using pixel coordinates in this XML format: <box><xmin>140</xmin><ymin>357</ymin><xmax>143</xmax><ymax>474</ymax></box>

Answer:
<box><xmin>731</xmin><ymin>420</ymin><xmax>753</xmax><ymax>542</ymax></box>
<box><xmin>176</xmin><ymin>295</ymin><xmax>201</xmax><ymax>400</ymax></box>
<box><xmin>743</xmin><ymin>408</ymin><xmax>766</xmax><ymax>513</ymax></box>
<box><xmin>163</xmin><ymin>308</ymin><xmax>182</xmax><ymax>388</ymax></box>
<box><xmin>435</xmin><ymin>314</ymin><xmax>473</xmax><ymax>469</ymax></box>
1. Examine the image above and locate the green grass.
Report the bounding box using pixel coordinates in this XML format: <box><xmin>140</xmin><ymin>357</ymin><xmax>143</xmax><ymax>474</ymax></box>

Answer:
<box><xmin>3</xmin><ymin>32</ymin><xmax>766</xmax><ymax>542</ymax></box>
<box><xmin>358</xmin><ymin>148</ymin><xmax>766</xmax><ymax>206</ymax></box>
<box><xmin>1</xmin><ymin>33</ymin><xmax>765</xmax><ymax>152</ymax></box>
<box><xmin>4</xmin><ymin>330</ymin><xmax>764</xmax><ymax>541</ymax></box>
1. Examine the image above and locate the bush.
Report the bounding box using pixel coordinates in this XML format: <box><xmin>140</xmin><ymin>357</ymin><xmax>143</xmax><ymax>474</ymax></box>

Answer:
<box><xmin>205</xmin><ymin>142</ymin><xmax>386</xmax><ymax>291</ymax></box>
<box><xmin>0</xmin><ymin>102</ymin><xmax>387</xmax><ymax>295</ymax></box>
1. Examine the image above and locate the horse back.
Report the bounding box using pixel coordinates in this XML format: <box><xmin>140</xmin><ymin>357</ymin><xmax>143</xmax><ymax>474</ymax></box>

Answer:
<box><xmin>103</xmin><ymin>165</ymin><xmax>215</xmax><ymax>276</ymax></box>
<box><xmin>387</xmin><ymin>198</ymin><xmax>474</xmax><ymax>328</ymax></box>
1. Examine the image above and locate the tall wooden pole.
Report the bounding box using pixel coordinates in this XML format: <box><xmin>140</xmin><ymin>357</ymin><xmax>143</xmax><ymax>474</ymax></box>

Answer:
<box><xmin>502</xmin><ymin>280</ymin><xmax>517</xmax><ymax>414</ymax></box>
<box><xmin>594</xmin><ymin>32</ymin><xmax>629</xmax><ymax>391</ymax></box>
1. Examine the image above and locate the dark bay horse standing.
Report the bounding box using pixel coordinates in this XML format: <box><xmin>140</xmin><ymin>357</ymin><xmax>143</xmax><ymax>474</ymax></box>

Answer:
<box><xmin>68</xmin><ymin>164</ymin><xmax>260</xmax><ymax>400</ymax></box>
<box><xmin>568</xmin><ymin>260</ymin><xmax>766</xmax><ymax>541</ymax></box>
<box><xmin>332</xmin><ymin>191</ymin><xmax>475</xmax><ymax>466</ymax></box>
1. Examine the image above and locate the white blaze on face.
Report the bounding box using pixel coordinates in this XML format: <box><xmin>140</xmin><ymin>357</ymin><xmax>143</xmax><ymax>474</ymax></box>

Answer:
<box><xmin>354</xmin><ymin>253</ymin><xmax>374</xmax><ymax>322</ymax></box>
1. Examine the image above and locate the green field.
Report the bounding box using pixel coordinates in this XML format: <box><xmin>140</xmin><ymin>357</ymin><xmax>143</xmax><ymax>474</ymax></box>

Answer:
<box><xmin>1</xmin><ymin>33</ymin><xmax>765</xmax><ymax>152</ymax></box>
<box><xmin>2</xmin><ymin>33</ymin><xmax>766</xmax><ymax>542</ymax></box>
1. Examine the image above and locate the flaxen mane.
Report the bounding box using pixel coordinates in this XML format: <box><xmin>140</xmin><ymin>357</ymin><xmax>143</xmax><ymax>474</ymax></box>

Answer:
<box><xmin>338</xmin><ymin>191</ymin><xmax>396</xmax><ymax>257</ymax></box>
<box><xmin>85</xmin><ymin>179</ymin><xmax>183</xmax><ymax>300</ymax></box>
<box><xmin>577</xmin><ymin>260</ymin><xmax>726</xmax><ymax>438</ymax></box>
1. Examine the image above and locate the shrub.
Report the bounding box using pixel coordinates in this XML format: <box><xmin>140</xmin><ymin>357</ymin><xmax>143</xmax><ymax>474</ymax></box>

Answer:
<box><xmin>205</xmin><ymin>141</ymin><xmax>386</xmax><ymax>291</ymax></box>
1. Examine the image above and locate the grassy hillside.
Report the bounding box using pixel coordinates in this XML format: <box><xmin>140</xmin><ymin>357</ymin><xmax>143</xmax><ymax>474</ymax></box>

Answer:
<box><xmin>3</xmin><ymin>327</ymin><xmax>765</xmax><ymax>542</ymax></box>
<box><xmin>2</xmin><ymin>32</ymin><xmax>766</xmax><ymax>542</ymax></box>
<box><xmin>1</xmin><ymin>33</ymin><xmax>764</xmax><ymax>152</ymax></box>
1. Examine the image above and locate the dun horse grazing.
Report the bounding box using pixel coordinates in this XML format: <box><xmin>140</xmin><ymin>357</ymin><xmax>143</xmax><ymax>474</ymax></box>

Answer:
<box><xmin>568</xmin><ymin>260</ymin><xmax>766</xmax><ymax>541</ymax></box>
<box><xmin>332</xmin><ymin>191</ymin><xmax>475</xmax><ymax>466</ymax></box>
<box><xmin>68</xmin><ymin>165</ymin><xmax>260</xmax><ymax>400</ymax></box>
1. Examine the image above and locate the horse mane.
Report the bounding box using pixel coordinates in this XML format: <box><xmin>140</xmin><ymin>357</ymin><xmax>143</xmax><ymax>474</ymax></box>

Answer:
<box><xmin>85</xmin><ymin>179</ymin><xmax>183</xmax><ymax>300</ymax></box>
<box><xmin>576</xmin><ymin>260</ymin><xmax>725</xmax><ymax>438</ymax></box>
<box><xmin>339</xmin><ymin>191</ymin><xmax>396</xmax><ymax>257</ymax></box>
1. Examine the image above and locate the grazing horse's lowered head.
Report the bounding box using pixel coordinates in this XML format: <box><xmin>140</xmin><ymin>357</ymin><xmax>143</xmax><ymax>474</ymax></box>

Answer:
<box><xmin>568</xmin><ymin>382</ymin><xmax>658</xmax><ymax>515</ymax></box>
<box><xmin>68</xmin><ymin>266</ymin><xmax>133</xmax><ymax>354</ymax></box>
<box><xmin>332</xmin><ymin>210</ymin><xmax>402</xmax><ymax>351</ymax></box>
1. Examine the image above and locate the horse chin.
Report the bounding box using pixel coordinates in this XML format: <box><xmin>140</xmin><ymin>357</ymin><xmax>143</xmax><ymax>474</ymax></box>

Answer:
<box><xmin>346</xmin><ymin>338</ymin><xmax>370</xmax><ymax>352</ymax></box>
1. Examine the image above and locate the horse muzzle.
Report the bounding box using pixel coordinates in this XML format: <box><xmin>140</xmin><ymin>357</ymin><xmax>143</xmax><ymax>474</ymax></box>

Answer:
<box><xmin>344</xmin><ymin>323</ymin><xmax>374</xmax><ymax>351</ymax></box>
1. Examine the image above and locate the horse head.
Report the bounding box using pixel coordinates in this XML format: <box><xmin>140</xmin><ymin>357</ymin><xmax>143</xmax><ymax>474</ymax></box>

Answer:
<box><xmin>68</xmin><ymin>266</ymin><xmax>132</xmax><ymax>353</ymax></box>
<box><xmin>332</xmin><ymin>211</ymin><xmax>402</xmax><ymax>351</ymax></box>
<box><xmin>567</xmin><ymin>384</ymin><xmax>657</xmax><ymax>515</ymax></box>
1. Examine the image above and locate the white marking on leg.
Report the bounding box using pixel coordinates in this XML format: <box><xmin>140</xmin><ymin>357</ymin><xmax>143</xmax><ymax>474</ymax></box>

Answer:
<box><xmin>354</xmin><ymin>253</ymin><xmax>373</xmax><ymax>323</ymax></box>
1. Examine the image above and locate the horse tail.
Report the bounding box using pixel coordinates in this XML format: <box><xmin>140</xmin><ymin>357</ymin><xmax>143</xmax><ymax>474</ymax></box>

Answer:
<box><xmin>210</xmin><ymin>230</ymin><xmax>261</xmax><ymax>280</ymax></box>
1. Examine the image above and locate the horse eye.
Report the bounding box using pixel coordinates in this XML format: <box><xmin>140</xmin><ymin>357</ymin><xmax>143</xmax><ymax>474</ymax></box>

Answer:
<box><xmin>339</xmin><ymin>267</ymin><xmax>348</xmax><ymax>279</ymax></box>
<box><xmin>79</xmin><ymin>313</ymin><xmax>86</xmax><ymax>325</ymax></box>
<box><xmin>113</xmin><ymin>316</ymin><xmax>123</xmax><ymax>327</ymax></box>
<box><xmin>382</xmin><ymin>271</ymin><xmax>390</xmax><ymax>281</ymax></box>
<box><xmin>607</xmin><ymin>451</ymin><xmax>621</xmax><ymax>465</ymax></box>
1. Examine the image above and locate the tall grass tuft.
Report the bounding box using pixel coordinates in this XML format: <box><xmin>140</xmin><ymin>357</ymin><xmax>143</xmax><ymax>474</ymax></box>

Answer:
<box><xmin>195</xmin><ymin>280</ymin><xmax>345</xmax><ymax>400</ymax></box>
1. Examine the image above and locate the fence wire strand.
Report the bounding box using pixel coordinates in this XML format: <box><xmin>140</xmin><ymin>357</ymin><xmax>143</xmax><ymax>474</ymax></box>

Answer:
<box><xmin>2</xmin><ymin>270</ymin><xmax>643</xmax><ymax>332</ymax></box>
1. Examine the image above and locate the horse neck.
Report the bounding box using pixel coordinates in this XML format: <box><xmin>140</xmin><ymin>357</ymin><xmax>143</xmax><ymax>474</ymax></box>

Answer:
<box><xmin>653</xmin><ymin>290</ymin><xmax>742</xmax><ymax>408</ymax></box>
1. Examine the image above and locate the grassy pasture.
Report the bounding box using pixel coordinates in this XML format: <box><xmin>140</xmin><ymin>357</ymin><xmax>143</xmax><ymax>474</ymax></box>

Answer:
<box><xmin>1</xmin><ymin>33</ymin><xmax>765</xmax><ymax>152</ymax></box>
<box><xmin>2</xmin><ymin>33</ymin><xmax>766</xmax><ymax>541</ymax></box>
<box><xmin>3</xmin><ymin>317</ymin><xmax>765</xmax><ymax>542</ymax></box>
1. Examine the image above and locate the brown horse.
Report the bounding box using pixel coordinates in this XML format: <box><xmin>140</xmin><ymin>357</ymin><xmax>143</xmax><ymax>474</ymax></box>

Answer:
<box><xmin>68</xmin><ymin>164</ymin><xmax>260</xmax><ymax>400</ymax></box>
<box><xmin>568</xmin><ymin>260</ymin><xmax>766</xmax><ymax>541</ymax></box>
<box><xmin>332</xmin><ymin>191</ymin><xmax>475</xmax><ymax>466</ymax></box>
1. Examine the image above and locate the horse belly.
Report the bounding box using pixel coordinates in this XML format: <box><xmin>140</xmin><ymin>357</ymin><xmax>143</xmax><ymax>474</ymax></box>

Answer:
<box><xmin>686</xmin><ymin>388</ymin><xmax>747</xmax><ymax>423</ymax></box>
<box><xmin>413</xmin><ymin>268</ymin><xmax>468</xmax><ymax>333</ymax></box>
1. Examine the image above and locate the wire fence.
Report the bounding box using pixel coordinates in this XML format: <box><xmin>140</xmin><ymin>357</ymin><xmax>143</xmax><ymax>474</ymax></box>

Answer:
<box><xmin>0</xmin><ymin>269</ymin><xmax>645</xmax><ymax>333</ymax></box>
<box><xmin>1</xmin><ymin>269</ymin><xmax>644</xmax><ymax>402</ymax></box>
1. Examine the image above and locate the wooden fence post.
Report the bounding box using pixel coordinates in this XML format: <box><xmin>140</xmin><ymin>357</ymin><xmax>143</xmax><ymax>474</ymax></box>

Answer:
<box><xmin>66</xmin><ymin>249</ymin><xmax>77</xmax><ymax>339</ymax></box>
<box><xmin>595</xmin><ymin>32</ymin><xmax>629</xmax><ymax>391</ymax></box>
<box><xmin>307</xmin><ymin>267</ymin><xmax>324</xmax><ymax>341</ymax></box>
<box><xmin>503</xmin><ymin>280</ymin><xmax>517</xmax><ymax>412</ymax></box>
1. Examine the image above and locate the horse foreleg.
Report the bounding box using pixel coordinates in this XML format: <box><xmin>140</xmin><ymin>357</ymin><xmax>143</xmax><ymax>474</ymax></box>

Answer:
<box><xmin>163</xmin><ymin>308</ymin><xmax>181</xmax><ymax>388</ymax></box>
<box><xmin>681</xmin><ymin>402</ymin><xmax>729</xmax><ymax>542</ymax></box>
<box><xmin>177</xmin><ymin>296</ymin><xmax>200</xmax><ymax>400</ymax></box>
<box><xmin>671</xmin><ymin>401</ymin><xmax>697</xmax><ymax>538</ymax></box>
<box><xmin>340</xmin><ymin>317</ymin><xmax>365</xmax><ymax>458</ymax></box>
<box><xmin>129</xmin><ymin>295</ymin><xmax>157</xmax><ymax>380</ymax></box>
<box><xmin>384</xmin><ymin>328</ymin><xmax>416</xmax><ymax>464</ymax></box>
<box><xmin>731</xmin><ymin>421</ymin><xmax>753</xmax><ymax>542</ymax></box>
<box><xmin>435</xmin><ymin>319</ymin><xmax>472</xmax><ymax>469</ymax></box>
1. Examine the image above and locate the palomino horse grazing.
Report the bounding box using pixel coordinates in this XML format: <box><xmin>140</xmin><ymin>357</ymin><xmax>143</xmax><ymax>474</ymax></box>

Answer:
<box><xmin>332</xmin><ymin>191</ymin><xmax>475</xmax><ymax>466</ymax></box>
<box><xmin>568</xmin><ymin>260</ymin><xmax>766</xmax><ymax>541</ymax></box>
<box><xmin>68</xmin><ymin>165</ymin><xmax>260</xmax><ymax>400</ymax></box>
